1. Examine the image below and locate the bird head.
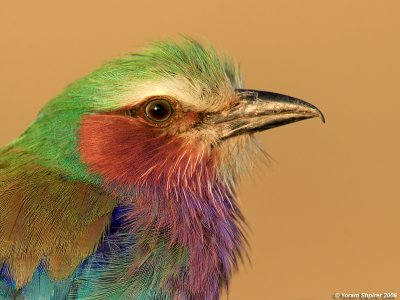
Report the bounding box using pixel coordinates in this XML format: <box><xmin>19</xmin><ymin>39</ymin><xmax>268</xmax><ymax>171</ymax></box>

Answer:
<box><xmin>18</xmin><ymin>39</ymin><xmax>324</xmax><ymax>194</ymax></box>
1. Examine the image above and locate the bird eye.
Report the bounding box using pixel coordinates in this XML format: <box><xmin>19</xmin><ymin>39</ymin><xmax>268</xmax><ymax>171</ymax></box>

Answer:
<box><xmin>145</xmin><ymin>99</ymin><xmax>173</xmax><ymax>122</ymax></box>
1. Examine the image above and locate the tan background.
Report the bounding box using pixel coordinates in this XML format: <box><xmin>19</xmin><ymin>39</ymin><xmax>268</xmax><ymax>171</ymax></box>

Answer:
<box><xmin>1</xmin><ymin>1</ymin><xmax>399</xmax><ymax>299</ymax></box>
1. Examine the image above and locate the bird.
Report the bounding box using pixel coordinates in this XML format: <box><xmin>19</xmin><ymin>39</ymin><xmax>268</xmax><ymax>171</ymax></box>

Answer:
<box><xmin>0</xmin><ymin>38</ymin><xmax>324</xmax><ymax>300</ymax></box>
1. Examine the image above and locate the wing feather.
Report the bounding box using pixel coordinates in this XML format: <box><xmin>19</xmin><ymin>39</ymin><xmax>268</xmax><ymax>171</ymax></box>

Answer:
<box><xmin>0</xmin><ymin>147</ymin><xmax>118</xmax><ymax>288</ymax></box>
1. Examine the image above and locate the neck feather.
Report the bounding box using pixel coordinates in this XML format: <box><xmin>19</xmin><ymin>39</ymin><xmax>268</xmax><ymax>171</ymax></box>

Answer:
<box><xmin>79</xmin><ymin>114</ymin><xmax>247</xmax><ymax>298</ymax></box>
<box><xmin>120</xmin><ymin>178</ymin><xmax>246</xmax><ymax>299</ymax></box>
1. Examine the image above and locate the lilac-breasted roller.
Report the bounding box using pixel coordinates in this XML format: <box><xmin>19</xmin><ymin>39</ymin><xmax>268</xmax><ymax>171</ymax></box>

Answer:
<box><xmin>0</xmin><ymin>39</ymin><xmax>324</xmax><ymax>299</ymax></box>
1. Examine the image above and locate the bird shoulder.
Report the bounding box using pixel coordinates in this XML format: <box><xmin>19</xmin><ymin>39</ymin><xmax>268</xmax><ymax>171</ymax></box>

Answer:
<box><xmin>0</xmin><ymin>146</ymin><xmax>118</xmax><ymax>288</ymax></box>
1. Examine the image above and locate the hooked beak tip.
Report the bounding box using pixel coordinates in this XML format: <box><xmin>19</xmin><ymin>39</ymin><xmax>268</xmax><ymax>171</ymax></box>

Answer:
<box><xmin>311</xmin><ymin>106</ymin><xmax>326</xmax><ymax>124</ymax></box>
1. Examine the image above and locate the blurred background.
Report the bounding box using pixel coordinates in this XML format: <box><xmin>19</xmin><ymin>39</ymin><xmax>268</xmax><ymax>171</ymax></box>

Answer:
<box><xmin>1</xmin><ymin>1</ymin><xmax>399</xmax><ymax>299</ymax></box>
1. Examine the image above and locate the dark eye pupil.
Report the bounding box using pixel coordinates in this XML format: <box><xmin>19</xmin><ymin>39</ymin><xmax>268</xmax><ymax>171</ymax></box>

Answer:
<box><xmin>145</xmin><ymin>99</ymin><xmax>172</xmax><ymax>122</ymax></box>
<box><xmin>152</xmin><ymin>104</ymin><xmax>167</xmax><ymax>117</ymax></box>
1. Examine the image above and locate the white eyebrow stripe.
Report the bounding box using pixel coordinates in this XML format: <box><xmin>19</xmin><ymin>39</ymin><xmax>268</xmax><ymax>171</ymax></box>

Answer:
<box><xmin>119</xmin><ymin>78</ymin><xmax>201</xmax><ymax>107</ymax></box>
<box><xmin>118</xmin><ymin>77</ymin><xmax>234</xmax><ymax>112</ymax></box>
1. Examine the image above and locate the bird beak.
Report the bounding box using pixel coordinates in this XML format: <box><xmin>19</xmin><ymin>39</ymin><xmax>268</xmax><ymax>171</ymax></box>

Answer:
<box><xmin>207</xmin><ymin>89</ymin><xmax>325</xmax><ymax>140</ymax></box>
